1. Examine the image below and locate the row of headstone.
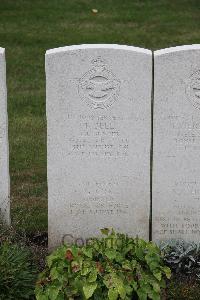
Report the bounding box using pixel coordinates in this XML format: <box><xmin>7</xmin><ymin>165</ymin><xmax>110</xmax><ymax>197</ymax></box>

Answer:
<box><xmin>1</xmin><ymin>44</ymin><xmax>200</xmax><ymax>249</ymax></box>
<box><xmin>46</xmin><ymin>44</ymin><xmax>200</xmax><ymax>249</ymax></box>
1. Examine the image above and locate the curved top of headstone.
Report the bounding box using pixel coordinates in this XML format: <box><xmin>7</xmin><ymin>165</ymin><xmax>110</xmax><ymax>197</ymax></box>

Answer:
<box><xmin>46</xmin><ymin>44</ymin><xmax>152</xmax><ymax>55</ymax></box>
<box><xmin>0</xmin><ymin>47</ymin><xmax>5</xmax><ymax>54</ymax></box>
<box><xmin>155</xmin><ymin>44</ymin><xmax>200</xmax><ymax>56</ymax></box>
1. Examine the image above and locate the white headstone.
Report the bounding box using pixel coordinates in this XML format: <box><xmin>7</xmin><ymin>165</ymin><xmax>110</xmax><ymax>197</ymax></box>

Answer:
<box><xmin>0</xmin><ymin>48</ymin><xmax>10</xmax><ymax>224</ymax></box>
<box><xmin>153</xmin><ymin>45</ymin><xmax>200</xmax><ymax>242</ymax></box>
<box><xmin>46</xmin><ymin>44</ymin><xmax>152</xmax><ymax>249</ymax></box>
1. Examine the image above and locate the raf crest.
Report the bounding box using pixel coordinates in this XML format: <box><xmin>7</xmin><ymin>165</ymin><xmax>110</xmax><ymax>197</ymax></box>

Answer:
<box><xmin>78</xmin><ymin>57</ymin><xmax>120</xmax><ymax>109</ymax></box>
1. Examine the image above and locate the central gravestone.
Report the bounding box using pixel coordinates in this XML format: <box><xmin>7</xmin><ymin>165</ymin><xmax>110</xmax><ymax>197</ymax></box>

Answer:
<box><xmin>0</xmin><ymin>48</ymin><xmax>10</xmax><ymax>224</ymax></box>
<box><xmin>46</xmin><ymin>44</ymin><xmax>152</xmax><ymax>248</ymax></box>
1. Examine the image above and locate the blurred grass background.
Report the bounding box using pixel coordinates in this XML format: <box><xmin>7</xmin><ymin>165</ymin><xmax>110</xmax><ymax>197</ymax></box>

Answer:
<box><xmin>0</xmin><ymin>0</ymin><xmax>199</xmax><ymax>233</ymax></box>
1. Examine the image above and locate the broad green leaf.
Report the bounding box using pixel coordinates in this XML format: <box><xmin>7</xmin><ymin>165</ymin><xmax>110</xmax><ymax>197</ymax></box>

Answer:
<box><xmin>162</xmin><ymin>266</ymin><xmax>171</xmax><ymax>279</ymax></box>
<box><xmin>115</xmin><ymin>252</ymin><xmax>124</xmax><ymax>262</ymax></box>
<box><xmin>122</xmin><ymin>260</ymin><xmax>132</xmax><ymax>270</ymax></box>
<box><xmin>131</xmin><ymin>259</ymin><xmax>137</xmax><ymax>269</ymax></box>
<box><xmin>115</xmin><ymin>238</ymin><xmax>123</xmax><ymax>249</ymax></box>
<box><xmin>159</xmin><ymin>278</ymin><xmax>166</xmax><ymax>289</ymax></box>
<box><xmin>47</xmin><ymin>254</ymin><xmax>59</xmax><ymax>269</ymax></box>
<box><xmin>108</xmin><ymin>288</ymin><xmax>118</xmax><ymax>300</ymax></box>
<box><xmin>135</xmin><ymin>247</ymin><xmax>144</xmax><ymax>260</ymax></box>
<box><xmin>131</xmin><ymin>281</ymin><xmax>138</xmax><ymax>291</ymax></box>
<box><xmin>48</xmin><ymin>286</ymin><xmax>60</xmax><ymax>300</ymax></box>
<box><xmin>83</xmin><ymin>282</ymin><xmax>97</xmax><ymax>299</ymax></box>
<box><xmin>81</xmin><ymin>264</ymin><xmax>90</xmax><ymax>276</ymax></box>
<box><xmin>103</xmin><ymin>275</ymin><xmax>113</xmax><ymax>289</ymax></box>
<box><xmin>153</xmin><ymin>271</ymin><xmax>162</xmax><ymax>281</ymax></box>
<box><xmin>138</xmin><ymin>239</ymin><xmax>147</xmax><ymax>248</ymax></box>
<box><xmin>50</xmin><ymin>268</ymin><xmax>60</xmax><ymax>280</ymax></box>
<box><xmin>82</xmin><ymin>248</ymin><xmax>93</xmax><ymax>258</ymax></box>
<box><xmin>117</xmin><ymin>283</ymin><xmax>126</xmax><ymax>299</ymax></box>
<box><xmin>105</xmin><ymin>238</ymin><xmax>115</xmax><ymax>249</ymax></box>
<box><xmin>56</xmin><ymin>246</ymin><xmax>67</xmax><ymax>256</ymax></box>
<box><xmin>137</xmin><ymin>288</ymin><xmax>147</xmax><ymax>300</ymax></box>
<box><xmin>124</xmin><ymin>284</ymin><xmax>133</xmax><ymax>295</ymax></box>
<box><xmin>105</xmin><ymin>249</ymin><xmax>116</xmax><ymax>260</ymax></box>
<box><xmin>70</xmin><ymin>245</ymin><xmax>79</xmax><ymax>257</ymax></box>
<box><xmin>123</xmin><ymin>243</ymin><xmax>134</xmax><ymax>255</ymax></box>
<box><xmin>36</xmin><ymin>293</ymin><xmax>49</xmax><ymax>300</ymax></box>
<box><xmin>92</xmin><ymin>240</ymin><xmax>100</xmax><ymax>251</ymax></box>
<box><xmin>148</xmin><ymin>289</ymin><xmax>161</xmax><ymax>300</ymax></box>
<box><xmin>56</xmin><ymin>292</ymin><xmax>65</xmax><ymax>300</ymax></box>
<box><xmin>140</xmin><ymin>282</ymin><xmax>154</xmax><ymax>295</ymax></box>
<box><xmin>149</xmin><ymin>261</ymin><xmax>159</xmax><ymax>271</ymax></box>
<box><xmin>74</xmin><ymin>277</ymin><xmax>83</xmax><ymax>291</ymax></box>
<box><xmin>88</xmin><ymin>269</ymin><xmax>97</xmax><ymax>282</ymax></box>
<box><xmin>101</xmin><ymin>228</ymin><xmax>110</xmax><ymax>235</ymax></box>
<box><xmin>145</xmin><ymin>254</ymin><xmax>160</xmax><ymax>267</ymax></box>
<box><xmin>152</xmin><ymin>282</ymin><xmax>160</xmax><ymax>293</ymax></box>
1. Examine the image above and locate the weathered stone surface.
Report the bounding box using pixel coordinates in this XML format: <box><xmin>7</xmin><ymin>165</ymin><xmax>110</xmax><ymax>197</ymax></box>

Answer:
<box><xmin>46</xmin><ymin>44</ymin><xmax>152</xmax><ymax>249</ymax></box>
<box><xmin>153</xmin><ymin>45</ymin><xmax>200</xmax><ymax>242</ymax></box>
<box><xmin>0</xmin><ymin>48</ymin><xmax>10</xmax><ymax>224</ymax></box>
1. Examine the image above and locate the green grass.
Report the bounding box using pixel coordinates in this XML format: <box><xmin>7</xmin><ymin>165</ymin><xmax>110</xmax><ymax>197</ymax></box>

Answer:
<box><xmin>0</xmin><ymin>0</ymin><xmax>199</xmax><ymax>232</ymax></box>
<box><xmin>0</xmin><ymin>0</ymin><xmax>200</xmax><ymax>232</ymax></box>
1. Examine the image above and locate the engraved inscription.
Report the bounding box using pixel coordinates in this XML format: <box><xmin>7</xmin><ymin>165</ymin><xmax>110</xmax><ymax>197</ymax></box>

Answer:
<box><xmin>78</xmin><ymin>57</ymin><xmax>120</xmax><ymax>109</ymax></box>
<box><xmin>186</xmin><ymin>70</ymin><xmax>200</xmax><ymax>110</ymax></box>
<box><xmin>155</xmin><ymin>112</ymin><xmax>200</xmax><ymax>240</ymax></box>
<box><xmin>167</xmin><ymin>115</ymin><xmax>200</xmax><ymax>151</ymax></box>
<box><xmin>154</xmin><ymin>214</ymin><xmax>200</xmax><ymax>237</ymax></box>
<box><xmin>65</xmin><ymin>114</ymin><xmax>131</xmax><ymax>159</ymax></box>
<box><xmin>68</xmin><ymin>177</ymin><xmax>133</xmax><ymax>216</ymax></box>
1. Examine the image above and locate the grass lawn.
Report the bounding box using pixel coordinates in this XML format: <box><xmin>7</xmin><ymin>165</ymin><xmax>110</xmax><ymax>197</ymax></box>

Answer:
<box><xmin>0</xmin><ymin>0</ymin><xmax>200</xmax><ymax>297</ymax></box>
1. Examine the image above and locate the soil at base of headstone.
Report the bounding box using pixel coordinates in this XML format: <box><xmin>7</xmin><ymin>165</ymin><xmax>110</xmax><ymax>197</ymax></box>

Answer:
<box><xmin>27</xmin><ymin>231</ymin><xmax>48</xmax><ymax>247</ymax></box>
<box><xmin>26</xmin><ymin>231</ymin><xmax>48</xmax><ymax>271</ymax></box>
<box><xmin>165</xmin><ymin>273</ymin><xmax>200</xmax><ymax>300</ymax></box>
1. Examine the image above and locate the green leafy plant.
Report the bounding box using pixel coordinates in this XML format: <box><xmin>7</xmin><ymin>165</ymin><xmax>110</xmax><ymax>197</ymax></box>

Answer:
<box><xmin>35</xmin><ymin>229</ymin><xmax>171</xmax><ymax>300</ymax></box>
<box><xmin>0</xmin><ymin>242</ymin><xmax>37</xmax><ymax>300</ymax></box>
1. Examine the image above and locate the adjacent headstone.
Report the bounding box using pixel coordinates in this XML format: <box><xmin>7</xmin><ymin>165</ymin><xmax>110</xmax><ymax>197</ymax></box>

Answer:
<box><xmin>46</xmin><ymin>44</ymin><xmax>152</xmax><ymax>249</ymax></box>
<box><xmin>0</xmin><ymin>48</ymin><xmax>10</xmax><ymax>224</ymax></box>
<box><xmin>153</xmin><ymin>45</ymin><xmax>200</xmax><ymax>242</ymax></box>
